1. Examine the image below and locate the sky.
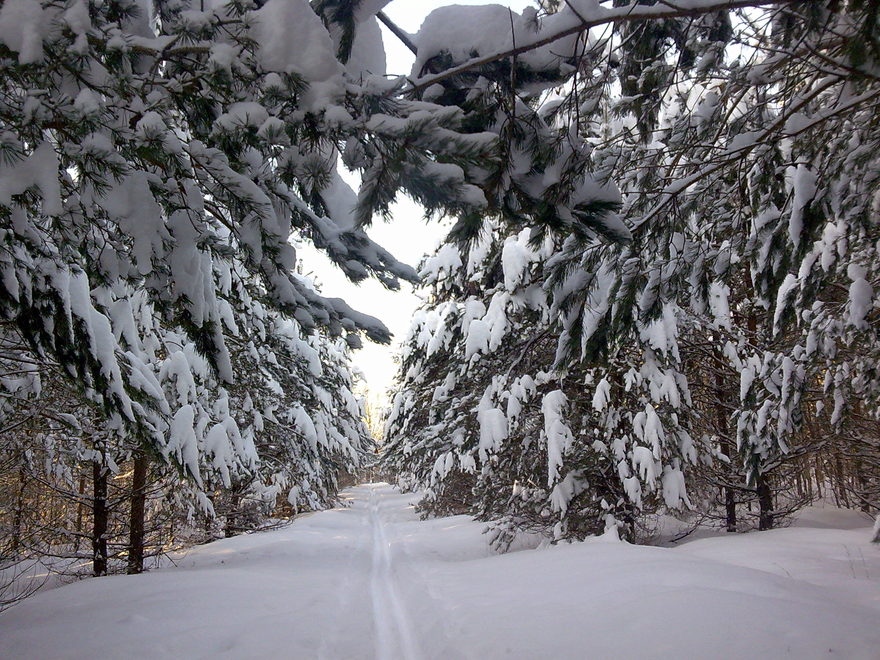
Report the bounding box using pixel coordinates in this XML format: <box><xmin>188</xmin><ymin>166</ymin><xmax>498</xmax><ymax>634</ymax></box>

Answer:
<box><xmin>309</xmin><ymin>0</ymin><xmax>535</xmax><ymax>405</ymax></box>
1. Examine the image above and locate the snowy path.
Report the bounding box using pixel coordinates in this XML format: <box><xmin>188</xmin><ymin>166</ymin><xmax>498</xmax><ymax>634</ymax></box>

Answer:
<box><xmin>368</xmin><ymin>486</ymin><xmax>422</xmax><ymax>660</ymax></box>
<box><xmin>2</xmin><ymin>484</ymin><xmax>880</xmax><ymax>660</ymax></box>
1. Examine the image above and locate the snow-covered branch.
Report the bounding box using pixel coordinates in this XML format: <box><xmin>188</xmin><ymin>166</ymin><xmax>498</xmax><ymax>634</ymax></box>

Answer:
<box><xmin>406</xmin><ymin>0</ymin><xmax>794</xmax><ymax>94</ymax></box>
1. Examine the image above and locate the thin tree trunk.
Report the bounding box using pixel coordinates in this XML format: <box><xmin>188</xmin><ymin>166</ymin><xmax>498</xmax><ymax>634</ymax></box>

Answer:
<box><xmin>724</xmin><ymin>481</ymin><xmax>737</xmax><ymax>532</ymax></box>
<box><xmin>127</xmin><ymin>452</ymin><xmax>149</xmax><ymax>574</ymax></box>
<box><xmin>713</xmin><ymin>352</ymin><xmax>738</xmax><ymax>532</ymax></box>
<box><xmin>834</xmin><ymin>455</ymin><xmax>849</xmax><ymax>507</ymax></box>
<box><xmin>855</xmin><ymin>459</ymin><xmax>871</xmax><ymax>512</ymax></box>
<box><xmin>74</xmin><ymin>471</ymin><xmax>86</xmax><ymax>553</ymax></box>
<box><xmin>224</xmin><ymin>491</ymin><xmax>239</xmax><ymax>539</ymax></box>
<box><xmin>756</xmin><ymin>473</ymin><xmax>774</xmax><ymax>530</ymax></box>
<box><xmin>10</xmin><ymin>466</ymin><xmax>28</xmax><ymax>557</ymax></box>
<box><xmin>92</xmin><ymin>461</ymin><xmax>109</xmax><ymax>577</ymax></box>
<box><xmin>739</xmin><ymin>273</ymin><xmax>763</xmax><ymax>531</ymax></box>
<box><xmin>801</xmin><ymin>455</ymin><xmax>813</xmax><ymax>500</ymax></box>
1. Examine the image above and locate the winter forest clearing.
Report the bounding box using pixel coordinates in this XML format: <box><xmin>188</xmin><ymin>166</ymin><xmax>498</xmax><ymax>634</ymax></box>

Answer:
<box><xmin>2</xmin><ymin>484</ymin><xmax>878</xmax><ymax>660</ymax></box>
<box><xmin>3</xmin><ymin>0</ymin><xmax>880</xmax><ymax>656</ymax></box>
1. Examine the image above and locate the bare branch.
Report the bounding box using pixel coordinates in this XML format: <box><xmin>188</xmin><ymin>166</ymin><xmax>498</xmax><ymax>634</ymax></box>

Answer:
<box><xmin>377</xmin><ymin>11</ymin><xmax>418</xmax><ymax>57</ymax></box>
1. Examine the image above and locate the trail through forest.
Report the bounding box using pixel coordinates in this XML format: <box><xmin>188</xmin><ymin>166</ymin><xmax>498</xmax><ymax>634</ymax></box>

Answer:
<box><xmin>2</xmin><ymin>484</ymin><xmax>879</xmax><ymax>659</ymax></box>
<box><xmin>369</xmin><ymin>487</ymin><xmax>423</xmax><ymax>660</ymax></box>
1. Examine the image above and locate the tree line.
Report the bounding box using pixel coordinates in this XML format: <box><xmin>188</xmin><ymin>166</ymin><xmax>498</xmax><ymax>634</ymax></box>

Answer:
<box><xmin>383</xmin><ymin>0</ymin><xmax>880</xmax><ymax>546</ymax></box>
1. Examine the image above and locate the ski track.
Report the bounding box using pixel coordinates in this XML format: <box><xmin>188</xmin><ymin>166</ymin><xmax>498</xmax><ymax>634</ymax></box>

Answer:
<box><xmin>369</xmin><ymin>485</ymin><xmax>423</xmax><ymax>660</ymax></box>
<box><xmin>317</xmin><ymin>502</ymin><xmax>370</xmax><ymax>660</ymax></box>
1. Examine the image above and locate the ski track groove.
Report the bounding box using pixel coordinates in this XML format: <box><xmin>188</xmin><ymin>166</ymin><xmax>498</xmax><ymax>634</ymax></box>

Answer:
<box><xmin>369</xmin><ymin>485</ymin><xmax>422</xmax><ymax>660</ymax></box>
<box><xmin>317</xmin><ymin>502</ymin><xmax>370</xmax><ymax>660</ymax></box>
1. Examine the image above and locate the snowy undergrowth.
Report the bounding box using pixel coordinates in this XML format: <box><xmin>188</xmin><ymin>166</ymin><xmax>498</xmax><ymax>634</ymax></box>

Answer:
<box><xmin>1</xmin><ymin>484</ymin><xmax>878</xmax><ymax>660</ymax></box>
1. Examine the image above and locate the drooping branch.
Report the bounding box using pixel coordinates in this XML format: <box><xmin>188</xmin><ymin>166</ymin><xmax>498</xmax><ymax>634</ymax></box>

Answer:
<box><xmin>631</xmin><ymin>76</ymin><xmax>880</xmax><ymax>232</ymax></box>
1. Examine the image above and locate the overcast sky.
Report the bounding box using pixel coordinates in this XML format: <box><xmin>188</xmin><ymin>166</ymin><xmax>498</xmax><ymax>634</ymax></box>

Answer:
<box><xmin>311</xmin><ymin>0</ymin><xmax>535</xmax><ymax>404</ymax></box>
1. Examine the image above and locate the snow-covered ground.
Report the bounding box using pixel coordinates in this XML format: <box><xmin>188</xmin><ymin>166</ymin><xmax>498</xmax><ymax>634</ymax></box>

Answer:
<box><xmin>2</xmin><ymin>484</ymin><xmax>878</xmax><ymax>659</ymax></box>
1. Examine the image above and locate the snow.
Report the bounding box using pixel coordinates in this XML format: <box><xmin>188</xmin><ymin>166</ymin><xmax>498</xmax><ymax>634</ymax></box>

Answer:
<box><xmin>847</xmin><ymin>263</ymin><xmax>874</xmax><ymax>329</ymax></box>
<box><xmin>101</xmin><ymin>171</ymin><xmax>166</xmax><ymax>275</ymax></box>
<box><xmin>773</xmin><ymin>272</ymin><xmax>799</xmax><ymax>334</ymax></box>
<box><xmin>477</xmin><ymin>407</ymin><xmax>508</xmax><ymax>462</ymax></box>
<box><xmin>251</xmin><ymin>0</ymin><xmax>344</xmax><ymax>109</ymax></box>
<box><xmin>542</xmin><ymin>390</ymin><xmax>573</xmax><ymax>485</ymax></box>
<box><xmin>2</xmin><ymin>485</ymin><xmax>878</xmax><ymax>660</ymax></box>
<box><xmin>412</xmin><ymin>5</ymin><xmax>524</xmax><ymax>77</ymax></box>
<box><xmin>661</xmin><ymin>464</ymin><xmax>689</xmax><ymax>508</ymax></box>
<box><xmin>411</xmin><ymin>2</ymin><xmax>586</xmax><ymax>84</ymax></box>
<box><xmin>571</xmin><ymin>262</ymin><xmax>614</xmax><ymax>355</ymax></box>
<box><xmin>0</xmin><ymin>0</ymin><xmax>49</xmax><ymax>64</ymax></box>
<box><xmin>63</xmin><ymin>0</ymin><xmax>91</xmax><ymax>37</ymax></box>
<box><xmin>786</xmin><ymin>164</ymin><xmax>818</xmax><ymax>247</ymax></box>
<box><xmin>347</xmin><ymin>16</ymin><xmax>387</xmax><ymax>79</ymax></box>
<box><xmin>355</xmin><ymin>0</ymin><xmax>393</xmax><ymax>23</ymax></box>
<box><xmin>708</xmin><ymin>280</ymin><xmax>732</xmax><ymax>330</ymax></box>
<box><xmin>0</xmin><ymin>141</ymin><xmax>62</xmax><ymax>215</ymax></box>
<box><xmin>592</xmin><ymin>377</ymin><xmax>611</xmax><ymax>411</ymax></box>
<box><xmin>501</xmin><ymin>231</ymin><xmax>533</xmax><ymax>291</ymax></box>
<box><xmin>166</xmin><ymin>404</ymin><xmax>203</xmax><ymax>488</ymax></box>
<box><xmin>465</xmin><ymin>318</ymin><xmax>490</xmax><ymax>359</ymax></box>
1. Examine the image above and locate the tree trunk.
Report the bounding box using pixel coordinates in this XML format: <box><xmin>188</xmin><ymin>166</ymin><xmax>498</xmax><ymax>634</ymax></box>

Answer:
<box><xmin>756</xmin><ymin>473</ymin><xmax>774</xmax><ymax>530</ymax></box>
<box><xmin>834</xmin><ymin>455</ymin><xmax>849</xmax><ymax>507</ymax></box>
<box><xmin>224</xmin><ymin>492</ymin><xmax>239</xmax><ymax>539</ymax></box>
<box><xmin>803</xmin><ymin>455</ymin><xmax>814</xmax><ymax>499</ymax></box>
<box><xmin>127</xmin><ymin>452</ymin><xmax>149</xmax><ymax>575</ymax></box>
<box><xmin>713</xmin><ymin>354</ymin><xmax>737</xmax><ymax>533</ymax></box>
<box><xmin>74</xmin><ymin>471</ymin><xmax>87</xmax><ymax>553</ymax></box>
<box><xmin>10</xmin><ymin>466</ymin><xmax>28</xmax><ymax>558</ymax></box>
<box><xmin>92</xmin><ymin>461</ymin><xmax>109</xmax><ymax>577</ymax></box>
<box><xmin>724</xmin><ymin>483</ymin><xmax>737</xmax><ymax>532</ymax></box>
<box><xmin>855</xmin><ymin>459</ymin><xmax>871</xmax><ymax>512</ymax></box>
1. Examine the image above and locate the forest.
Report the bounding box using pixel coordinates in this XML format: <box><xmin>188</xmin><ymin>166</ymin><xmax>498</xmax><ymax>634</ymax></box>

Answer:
<box><xmin>0</xmin><ymin>0</ymin><xmax>877</xmax><ymax>641</ymax></box>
